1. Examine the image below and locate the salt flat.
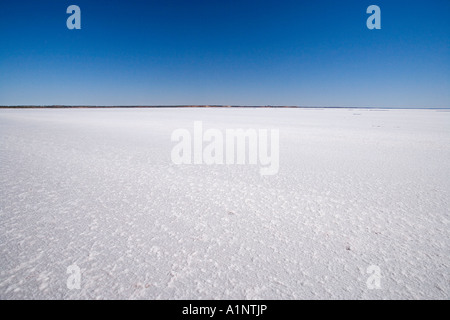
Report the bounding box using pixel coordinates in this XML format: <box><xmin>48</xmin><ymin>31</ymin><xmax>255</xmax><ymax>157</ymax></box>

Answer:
<box><xmin>0</xmin><ymin>108</ymin><xmax>449</xmax><ymax>299</ymax></box>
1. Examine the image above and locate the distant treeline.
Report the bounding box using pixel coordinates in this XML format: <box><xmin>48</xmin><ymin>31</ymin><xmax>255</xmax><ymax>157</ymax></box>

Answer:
<box><xmin>0</xmin><ymin>105</ymin><xmax>447</xmax><ymax>109</ymax></box>
<box><xmin>0</xmin><ymin>105</ymin><xmax>301</xmax><ymax>109</ymax></box>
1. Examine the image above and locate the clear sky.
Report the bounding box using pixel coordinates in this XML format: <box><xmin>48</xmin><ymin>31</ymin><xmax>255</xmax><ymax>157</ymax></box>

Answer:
<box><xmin>0</xmin><ymin>0</ymin><xmax>449</xmax><ymax>107</ymax></box>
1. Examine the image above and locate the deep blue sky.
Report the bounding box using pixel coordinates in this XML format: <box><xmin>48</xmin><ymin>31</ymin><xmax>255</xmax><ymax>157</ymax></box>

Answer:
<box><xmin>0</xmin><ymin>0</ymin><xmax>449</xmax><ymax>107</ymax></box>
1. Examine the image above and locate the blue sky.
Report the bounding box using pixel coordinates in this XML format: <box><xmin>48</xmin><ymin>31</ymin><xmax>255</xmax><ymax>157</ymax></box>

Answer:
<box><xmin>0</xmin><ymin>0</ymin><xmax>449</xmax><ymax>107</ymax></box>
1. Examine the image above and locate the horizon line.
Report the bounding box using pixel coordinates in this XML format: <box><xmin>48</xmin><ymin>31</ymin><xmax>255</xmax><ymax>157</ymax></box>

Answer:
<box><xmin>1</xmin><ymin>105</ymin><xmax>449</xmax><ymax>110</ymax></box>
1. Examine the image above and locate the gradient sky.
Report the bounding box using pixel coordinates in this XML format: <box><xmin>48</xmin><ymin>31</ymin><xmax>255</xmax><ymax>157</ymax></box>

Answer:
<box><xmin>0</xmin><ymin>0</ymin><xmax>449</xmax><ymax>107</ymax></box>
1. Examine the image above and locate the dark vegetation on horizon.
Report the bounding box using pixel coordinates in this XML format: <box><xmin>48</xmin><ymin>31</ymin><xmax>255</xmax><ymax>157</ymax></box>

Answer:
<box><xmin>0</xmin><ymin>105</ymin><xmax>448</xmax><ymax>109</ymax></box>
